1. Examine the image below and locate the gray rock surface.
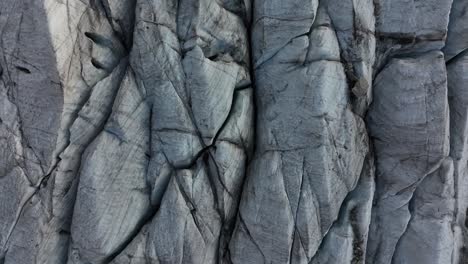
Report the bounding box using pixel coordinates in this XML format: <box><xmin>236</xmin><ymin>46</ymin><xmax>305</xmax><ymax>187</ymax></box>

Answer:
<box><xmin>0</xmin><ymin>0</ymin><xmax>467</xmax><ymax>263</ymax></box>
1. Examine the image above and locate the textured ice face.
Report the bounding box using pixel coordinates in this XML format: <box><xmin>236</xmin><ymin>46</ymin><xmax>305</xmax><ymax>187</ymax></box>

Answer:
<box><xmin>0</xmin><ymin>0</ymin><xmax>467</xmax><ymax>264</ymax></box>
